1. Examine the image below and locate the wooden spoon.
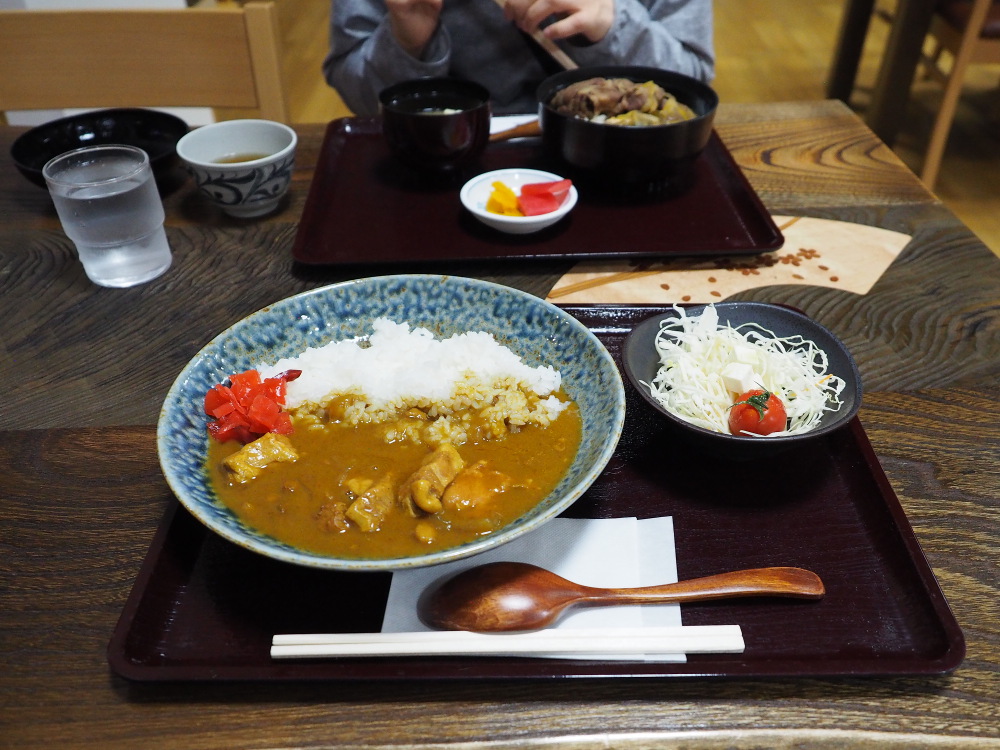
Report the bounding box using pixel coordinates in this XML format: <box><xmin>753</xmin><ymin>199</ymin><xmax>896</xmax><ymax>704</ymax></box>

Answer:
<box><xmin>418</xmin><ymin>561</ymin><xmax>825</xmax><ymax>632</ymax></box>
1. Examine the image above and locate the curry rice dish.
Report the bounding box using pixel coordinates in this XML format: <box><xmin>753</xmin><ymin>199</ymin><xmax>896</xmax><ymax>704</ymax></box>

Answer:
<box><xmin>206</xmin><ymin>319</ymin><xmax>582</xmax><ymax>559</ymax></box>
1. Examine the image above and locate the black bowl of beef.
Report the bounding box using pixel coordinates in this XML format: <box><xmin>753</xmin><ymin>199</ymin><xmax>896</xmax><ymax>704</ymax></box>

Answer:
<box><xmin>536</xmin><ymin>66</ymin><xmax>718</xmax><ymax>199</ymax></box>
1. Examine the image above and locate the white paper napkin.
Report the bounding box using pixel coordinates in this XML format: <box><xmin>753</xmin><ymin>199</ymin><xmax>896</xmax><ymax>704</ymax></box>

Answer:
<box><xmin>382</xmin><ymin>516</ymin><xmax>685</xmax><ymax>661</ymax></box>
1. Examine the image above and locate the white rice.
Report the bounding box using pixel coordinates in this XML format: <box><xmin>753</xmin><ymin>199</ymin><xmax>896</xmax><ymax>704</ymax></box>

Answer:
<box><xmin>257</xmin><ymin>318</ymin><xmax>568</xmax><ymax>436</ymax></box>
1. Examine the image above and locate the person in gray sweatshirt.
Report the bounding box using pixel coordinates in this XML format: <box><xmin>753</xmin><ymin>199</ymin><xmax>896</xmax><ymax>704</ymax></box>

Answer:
<box><xmin>323</xmin><ymin>0</ymin><xmax>714</xmax><ymax>116</ymax></box>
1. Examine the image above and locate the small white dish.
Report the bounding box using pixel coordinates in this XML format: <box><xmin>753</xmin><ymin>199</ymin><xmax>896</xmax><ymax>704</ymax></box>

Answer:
<box><xmin>460</xmin><ymin>168</ymin><xmax>577</xmax><ymax>234</ymax></box>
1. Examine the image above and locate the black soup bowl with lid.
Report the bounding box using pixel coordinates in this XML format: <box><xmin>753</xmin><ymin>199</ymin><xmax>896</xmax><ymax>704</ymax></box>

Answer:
<box><xmin>536</xmin><ymin>66</ymin><xmax>718</xmax><ymax>198</ymax></box>
<box><xmin>379</xmin><ymin>77</ymin><xmax>491</xmax><ymax>175</ymax></box>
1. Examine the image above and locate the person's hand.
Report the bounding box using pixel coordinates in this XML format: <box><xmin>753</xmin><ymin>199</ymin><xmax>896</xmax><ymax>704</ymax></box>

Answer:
<box><xmin>386</xmin><ymin>0</ymin><xmax>444</xmax><ymax>58</ymax></box>
<box><xmin>502</xmin><ymin>0</ymin><xmax>615</xmax><ymax>44</ymax></box>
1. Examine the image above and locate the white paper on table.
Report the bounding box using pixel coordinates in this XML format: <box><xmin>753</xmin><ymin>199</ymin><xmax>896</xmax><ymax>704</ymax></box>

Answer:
<box><xmin>489</xmin><ymin>114</ymin><xmax>538</xmax><ymax>135</ymax></box>
<box><xmin>382</xmin><ymin>516</ymin><xmax>683</xmax><ymax>661</ymax></box>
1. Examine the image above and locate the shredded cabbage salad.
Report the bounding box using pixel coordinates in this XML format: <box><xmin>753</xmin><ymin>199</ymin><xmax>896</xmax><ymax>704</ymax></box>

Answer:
<box><xmin>641</xmin><ymin>305</ymin><xmax>846</xmax><ymax>436</ymax></box>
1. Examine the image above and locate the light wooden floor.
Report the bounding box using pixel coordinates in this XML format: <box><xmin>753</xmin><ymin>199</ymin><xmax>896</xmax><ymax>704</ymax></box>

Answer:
<box><xmin>274</xmin><ymin>0</ymin><xmax>1000</xmax><ymax>254</ymax></box>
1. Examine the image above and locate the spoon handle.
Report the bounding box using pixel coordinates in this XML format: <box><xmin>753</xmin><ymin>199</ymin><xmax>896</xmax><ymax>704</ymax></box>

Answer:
<box><xmin>583</xmin><ymin>567</ymin><xmax>825</xmax><ymax>605</ymax></box>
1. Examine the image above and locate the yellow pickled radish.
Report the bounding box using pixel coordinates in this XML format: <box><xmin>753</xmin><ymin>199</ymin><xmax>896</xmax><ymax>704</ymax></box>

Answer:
<box><xmin>486</xmin><ymin>181</ymin><xmax>523</xmax><ymax>216</ymax></box>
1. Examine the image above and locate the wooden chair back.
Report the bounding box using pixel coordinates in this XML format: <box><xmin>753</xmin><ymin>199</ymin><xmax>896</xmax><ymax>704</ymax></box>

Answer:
<box><xmin>0</xmin><ymin>1</ymin><xmax>289</xmax><ymax>123</ymax></box>
<box><xmin>919</xmin><ymin>0</ymin><xmax>1000</xmax><ymax>187</ymax></box>
<box><xmin>873</xmin><ymin>0</ymin><xmax>1000</xmax><ymax>188</ymax></box>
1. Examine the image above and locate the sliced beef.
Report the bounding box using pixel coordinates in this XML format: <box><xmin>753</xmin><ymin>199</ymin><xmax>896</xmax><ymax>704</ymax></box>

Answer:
<box><xmin>550</xmin><ymin>77</ymin><xmax>667</xmax><ymax>118</ymax></box>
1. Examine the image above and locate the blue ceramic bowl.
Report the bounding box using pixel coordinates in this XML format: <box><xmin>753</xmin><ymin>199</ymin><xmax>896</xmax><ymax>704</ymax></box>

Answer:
<box><xmin>158</xmin><ymin>275</ymin><xmax>626</xmax><ymax>571</ymax></box>
<box><xmin>175</xmin><ymin>119</ymin><xmax>297</xmax><ymax>218</ymax></box>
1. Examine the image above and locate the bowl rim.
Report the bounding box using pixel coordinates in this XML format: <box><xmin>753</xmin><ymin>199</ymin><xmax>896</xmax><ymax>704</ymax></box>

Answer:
<box><xmin>622</xmin><ymin>301</ymin><xmax>863</xmax><ymax>445</ymax></box>
<box><xmin>378</xmin><ymin>76</ymin><xmax>491</xmax><ymax>112</ymax></box>
<box><xmin>157</xmin><ymin>274</ymin><xmax>626</xmax><ymax>571</ymax></box>
<box><xmin>10</xmin><ymin>106</ymin><xmax>189</xmax><ymax>174</ymax></box>
<box><xmin>174</xmin><ymin>118</ymin><xmax>297</xmax><ymax>169</ymax></box>
<box><xmin>41</xmin><ymin>143</ymin><xmax>151</xmax><ymax>187</ymax></box>
<box><xmin>459</xmin><ymin>167</ymin><xmax>578</xmax><ymax>227</ymax></box>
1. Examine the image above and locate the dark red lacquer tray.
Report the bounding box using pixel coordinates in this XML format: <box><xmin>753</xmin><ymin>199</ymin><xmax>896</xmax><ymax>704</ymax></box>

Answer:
<box><xmin>108</xmin><ymin>305</ymin><xmax>964</xmax><ymax>682</ymax></box>
<box><xmin>291</xmin><ymin>118</ymin><xmax>783</xmax><ymax>266</ymax></box>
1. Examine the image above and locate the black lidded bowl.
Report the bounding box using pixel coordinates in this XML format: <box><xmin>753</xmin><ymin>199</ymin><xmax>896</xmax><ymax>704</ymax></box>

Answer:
<box><xmin>537</xmin><ymin>66</ymin><xmax>718</xmax><ymax>198</ymax></box>
<box><xmin>622</xmin><ymin>302</ymin><xmax>863</xmax><ymax>458</ymax></box>
<box><xmin>11</xmin><ymin>108</ymin><xmax>189</xmax><ymax>188</ymax></box>
<box><xmin>378</xmin><ymin>77</ymin><xmax>491</xmax><ymax>175</ymax></box>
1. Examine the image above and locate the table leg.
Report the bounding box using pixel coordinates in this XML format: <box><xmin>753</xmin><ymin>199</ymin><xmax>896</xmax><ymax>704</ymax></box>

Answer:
<box><xmin>826</xmin><ymin>0</ymin><xmax>877</xmax><ymax>101</ymax></box>
<box><xmin>865</xmin><ymin>0</ymin><xmax>936</xmax><ymax>146</ymax></box>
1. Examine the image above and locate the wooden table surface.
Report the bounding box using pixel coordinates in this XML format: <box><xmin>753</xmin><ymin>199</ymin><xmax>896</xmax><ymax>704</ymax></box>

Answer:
<box><xmin>2</xmin><ymin>100</ymin><xmax>998</xmax><ymax>748</ymax></box>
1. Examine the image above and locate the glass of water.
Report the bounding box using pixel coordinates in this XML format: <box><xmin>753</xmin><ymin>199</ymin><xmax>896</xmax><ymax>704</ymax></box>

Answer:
<box><xmin>42</xmin><ymin>144</ymin><xmax>172</xmax><ymax>288</ymax></box>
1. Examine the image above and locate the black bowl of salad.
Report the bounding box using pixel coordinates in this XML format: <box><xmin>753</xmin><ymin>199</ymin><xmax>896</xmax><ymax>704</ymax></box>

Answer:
<box><xmin>622</xmin><ymin>302</ymin><xmax>862</xmax><ymax>457</ymax></box>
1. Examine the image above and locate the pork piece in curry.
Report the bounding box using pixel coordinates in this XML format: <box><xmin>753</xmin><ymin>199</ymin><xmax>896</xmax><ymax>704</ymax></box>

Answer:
<box><xmin>207</xmin><ymin>404</ymin><xmax>581</xmax><ymax>559</ymax></box>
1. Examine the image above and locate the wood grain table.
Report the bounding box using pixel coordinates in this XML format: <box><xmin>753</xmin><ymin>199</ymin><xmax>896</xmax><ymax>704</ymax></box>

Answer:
<box><xmin>2</xmin><ymin>101</ymin><xmax>998</xmax><ymax>748</ymax></box>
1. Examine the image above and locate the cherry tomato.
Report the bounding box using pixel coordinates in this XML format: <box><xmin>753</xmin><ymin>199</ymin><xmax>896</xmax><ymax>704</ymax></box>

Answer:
<box><xmin>728</xmin><ymin>389</ymin><xmax>787</xmax><ymax>436</ymax></box>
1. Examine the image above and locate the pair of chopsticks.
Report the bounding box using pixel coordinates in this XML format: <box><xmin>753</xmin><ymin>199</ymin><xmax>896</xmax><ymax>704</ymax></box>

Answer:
<box><xmin>490</xmin><ymin>118</ymin><xmax>543</xmax><ymax>142</ymax></box>
<box><xmin>491</xmin><ymin>0</ymin><xmax>578</xmax><ymax>72</ymax></box>
<box><xmin>486</xmin><ymin>0</ymin><xmax>576</xmax><ymax>143</ymax></box>
<box><xmin>271</xmin><ymin>626</ymin><xmax>744</xmax><ymax>659</ymax></box>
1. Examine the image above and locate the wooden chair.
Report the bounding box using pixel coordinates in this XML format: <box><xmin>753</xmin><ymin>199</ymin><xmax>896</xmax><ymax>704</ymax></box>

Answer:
<box><xmin>0</xmin><ymin>0</ymin><xmax>289</xmax><ymax>123</ymax></box>
<box><xmin>875</xmin><ymin>0</ymin><xmax>1000</xmax><ymax>188</ymax></box>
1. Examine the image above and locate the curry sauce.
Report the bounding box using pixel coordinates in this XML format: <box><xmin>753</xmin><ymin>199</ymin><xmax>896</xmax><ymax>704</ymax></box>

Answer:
<box><xmin>207</xmin><ymin>404</ymin><xmax>582</xmax><ymax>559</ymax></box>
